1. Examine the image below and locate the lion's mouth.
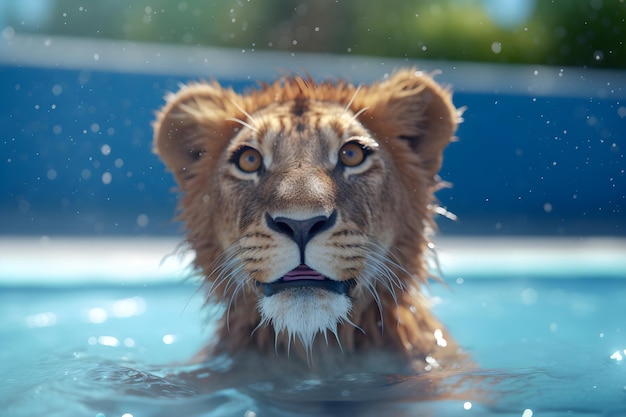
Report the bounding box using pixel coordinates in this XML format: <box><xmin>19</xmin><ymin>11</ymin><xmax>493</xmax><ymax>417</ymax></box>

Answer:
<box><xmin>260</xmin><ymin>264</ymin><xmax>354</xmax><ymax>296</ymax></box>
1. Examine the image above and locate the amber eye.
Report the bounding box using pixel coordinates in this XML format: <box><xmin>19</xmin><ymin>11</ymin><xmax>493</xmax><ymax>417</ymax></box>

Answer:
<box><xmin>339</xmin><ymin>142</ymin><xmax>367</xmax><ymax>167</ymax></box>
<box><xmin>235</xmin><ymin>147</ymin><xmax>263</xmax><ymax>173</ymax></box>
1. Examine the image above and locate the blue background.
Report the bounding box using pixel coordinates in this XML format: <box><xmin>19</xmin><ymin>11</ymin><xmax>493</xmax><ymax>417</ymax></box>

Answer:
<box><xmin>1</xmin><ymin>65</ymin><xmax>624</xmax><ymax>236</ymax></box>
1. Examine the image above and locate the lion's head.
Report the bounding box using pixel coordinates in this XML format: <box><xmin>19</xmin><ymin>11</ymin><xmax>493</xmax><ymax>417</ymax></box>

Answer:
<box><xmin>154</xmin><ymin>69</ymin><xmax>459</xmax><ymax>359</ymax></box>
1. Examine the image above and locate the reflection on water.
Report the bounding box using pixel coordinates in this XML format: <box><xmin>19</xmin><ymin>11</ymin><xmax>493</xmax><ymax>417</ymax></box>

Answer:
<box><xmin>1</xmin><ymin>279</ymin><xmax>624</xmax><ymax>417</ymax></box>
<box><xmin>2</xmin><ymin>352</ymin><xmax>623</xmax><ymax>417</ymax></box>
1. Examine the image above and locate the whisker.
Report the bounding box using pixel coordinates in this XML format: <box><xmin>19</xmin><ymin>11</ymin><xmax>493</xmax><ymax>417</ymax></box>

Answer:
<box><xmin>331</xmin><ymin>326</ymin><xmax>343</xmax><ymax>353</ymax></box>
<box><xmin>223</xmin><ymin>286</ymin><xmax>245</xmax><ymax>332</ymax></box>
<box><xmin>360</xmin><ymin>275</ymin><xmax>385</xmax><ymax>331</ymax></box>
<box><xmin>230</xmin><ymin>277</ymin><xmax>247</xmax><ymax>310</ymax></box>
<box><xmin>343</xmin><ymin>316</ymin><xmax>365</xmax><ymax>335</ymax></box>
<box><xmin>349</xmin><ymin>106</ymin><xmax>370</xmax><ymax>124</ymax></box>
<box><xmin>229</xmin><ymin>99</ymin><xmax>258</xmax><ymax>127</ymax></box>
<box><xmin>287</xmin><ymin>332</ymin><xmax>292</xmax><ymax>358</ymax></box>
<box><xmin>366</xmin><ymin>259</ymin><xmax>399</xmax><ymax>309</ymax></box>
<box><xmin>225</xmin><ymin>270</ymin><xmax>247</xmax><ymax>332</ymax></box>
<box><xmin>226</xmin><ymin>117</ymin><xmax>258</xmax><ymax>132</ymax></box>
<box><xmin>250</xmin><ymin>317</ymin><xmax>265</xmax><ymax>337</ymax></box>
<box><xmin>343</xmin><ymin>84</ymin><xmax>362</xmax><ymax>114</ymax></box>
<box><xmin>207</xmin><ymin>263</ymin><xmax>237</xmax><ymax>299</ymax></box>
<box><xmin>204</xmin><ymin>247</ymin><xmax>241</xmax><ymax>296</ymax></box>
<box><xmin>220</xmin><ymin>263</ymin><xmax>245</xmax><ymax>296</ymax></box>
<box><xmin>200</xmin><ymin>239</ymin><xmax>254</xmax><ymax>334</ymax></box>
<box><xmin>368</xmin><ymin>241</ymin><xmax>413</xmax><ymax>284</ymax></box>
<box><xmin>179</xmin><ymin>283</ymin><xmax>205</xmax><ymax>319</ymax></box>
<box><xmin>360</xmin><ymin>238</ymin><xmax>431</xmax><ymax>331</ymax></box>
<box><xmin>224</xmin><ymin>267</ymin><xmax>245</xmax><ymax>307</ymax></box>
<box><xmin>368</xmin><ymin>254</ymin><xmax>405</xmax><ymax>303</ymax></box>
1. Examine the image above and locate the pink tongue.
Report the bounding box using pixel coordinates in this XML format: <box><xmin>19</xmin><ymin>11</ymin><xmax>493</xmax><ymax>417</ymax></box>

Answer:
<box><xmin>282</xmin><ymin>265</ymin><xmax>326</xmax><ymax>281</ymax></box>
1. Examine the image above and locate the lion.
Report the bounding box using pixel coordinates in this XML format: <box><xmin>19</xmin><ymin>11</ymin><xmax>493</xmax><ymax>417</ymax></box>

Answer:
<box><xmin>153</xmin><ymin>69</ymin><xmax>470</xmax><ymax>383</ymax></box>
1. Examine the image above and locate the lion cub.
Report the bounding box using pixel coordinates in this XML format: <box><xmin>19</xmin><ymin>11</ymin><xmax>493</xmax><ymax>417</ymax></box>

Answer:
<box><xmin>154</xmin><ymin>69</ymin><xmax>467</xmax><ymax>375</ymax></box>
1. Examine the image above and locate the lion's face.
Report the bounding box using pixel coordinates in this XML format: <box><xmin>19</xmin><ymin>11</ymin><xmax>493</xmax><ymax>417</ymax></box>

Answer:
<box><xmin>154</xmin><ymin>70</ymin><xmax>458</xmax><ymax>354</ymax></box>
<box><xmin>215</xmin><ymin>101</ymin><xmax>400</xmax><ymax>349</ymax></box>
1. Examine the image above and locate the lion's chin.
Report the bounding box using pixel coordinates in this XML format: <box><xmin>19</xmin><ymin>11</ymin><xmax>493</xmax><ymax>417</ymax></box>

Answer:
<box><xmin>258</xmin><ymin>287</ymin><xmax>353</xmax><ymax>354</ymax></box>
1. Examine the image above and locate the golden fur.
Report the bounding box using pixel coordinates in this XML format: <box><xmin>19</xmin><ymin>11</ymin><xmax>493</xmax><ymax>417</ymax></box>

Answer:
<box><xmin>153</xmin><ymin>69</ymin><xmax>468</xmax><ymax>376</ymax></box>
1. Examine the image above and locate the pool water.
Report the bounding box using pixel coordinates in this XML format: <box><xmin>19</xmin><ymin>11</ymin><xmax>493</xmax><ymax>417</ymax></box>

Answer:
<box><xmin>1</xmin><ymin>269</ymin><xmax>625</xmax><ymax>416</ymax></box>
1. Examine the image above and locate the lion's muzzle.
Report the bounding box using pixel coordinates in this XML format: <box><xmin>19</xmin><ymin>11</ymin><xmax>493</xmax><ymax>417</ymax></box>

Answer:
<box><xmin>265</xmin><ymin>210</ymin><xmax>337</xmax><ymax>264</ymax></box>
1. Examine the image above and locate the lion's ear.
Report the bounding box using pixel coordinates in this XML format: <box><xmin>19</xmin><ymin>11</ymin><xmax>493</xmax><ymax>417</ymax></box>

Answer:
<box><xmin>153</xmin><ymin>83</ymin><xmax>242</xmax><ymax>187</ymax></box>
<box><xmin>356</xmin><ymin>69</ymin><xmax>460</xmax><ymax>178</ymax></box>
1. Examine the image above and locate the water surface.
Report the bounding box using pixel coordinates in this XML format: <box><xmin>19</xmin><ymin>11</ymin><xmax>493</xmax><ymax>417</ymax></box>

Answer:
<box><xmin>1</xmin><ymin>277</ymin><xmax>624</xmax><ymax>416</ymax></box>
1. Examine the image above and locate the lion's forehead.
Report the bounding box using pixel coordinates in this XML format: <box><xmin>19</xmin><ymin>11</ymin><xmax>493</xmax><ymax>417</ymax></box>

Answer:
<box><xmin>246</xmin><ymin>100</ymin><xmax>371</xmax><ymax>165</ymax></box>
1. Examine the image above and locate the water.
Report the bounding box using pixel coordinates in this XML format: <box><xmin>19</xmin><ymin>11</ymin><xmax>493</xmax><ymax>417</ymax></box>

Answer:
<box><xmin>1</xmin><ymin>276</ymin><xmax>624</xmax><ymax>417</ymax></box>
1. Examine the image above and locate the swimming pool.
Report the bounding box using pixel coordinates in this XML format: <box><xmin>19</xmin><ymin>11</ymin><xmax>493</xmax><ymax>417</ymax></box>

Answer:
<box><xmin>2</xmin><ymin>35</ymin><xmax>625</xmax><ymax>416</ymax></box>
<box><xmin>1</xmin><ymin>237</ymin><xmax>624</xmax><ymax>416</ymax></box>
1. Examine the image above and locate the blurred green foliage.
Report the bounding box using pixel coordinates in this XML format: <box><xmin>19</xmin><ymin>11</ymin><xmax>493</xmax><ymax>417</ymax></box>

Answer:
<box><xmin>3</xmin><ymin>0</ymin><xmax>625</xmax><ymax>68</ymax></box>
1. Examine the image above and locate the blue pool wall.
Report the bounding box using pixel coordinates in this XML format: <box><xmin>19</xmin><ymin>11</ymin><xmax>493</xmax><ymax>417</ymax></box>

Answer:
<box><xmin>1</xmin><ymin>36</ymin><xmax>624</xmax><ymax>236</ymax></box>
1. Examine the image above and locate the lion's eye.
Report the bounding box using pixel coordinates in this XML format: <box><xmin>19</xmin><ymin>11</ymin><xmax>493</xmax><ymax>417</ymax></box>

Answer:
<box><xmin>234</xmin><ymin>147</ymin><xmax>263</xmax><ymax>173</ymax></box>
<box><xmin>339</xmin><ymin>142</ymin><xmax>367</xmax><ymax>167</ymax></box>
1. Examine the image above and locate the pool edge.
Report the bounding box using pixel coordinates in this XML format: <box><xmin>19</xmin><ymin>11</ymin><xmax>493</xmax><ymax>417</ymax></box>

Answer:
<box><xmin>1</xmin><ymin>236</ymin><xmax>624</xmax><ymax>286</ymax></box>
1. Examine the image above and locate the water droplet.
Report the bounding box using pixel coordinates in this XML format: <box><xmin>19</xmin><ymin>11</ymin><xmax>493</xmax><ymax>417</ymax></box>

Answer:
<box><xmin>98</xmin><ymin>335</ymin><xmax>120</xmax><ymax>347</ymax></box>
<box><xmin>491</xmin><ymin>41</ymin><xmax>502</xmax><ymax>54</ymax></box>
<box><xmin>2</xmin><ymin>26</ymin><xmax>15</xmax><ymax>40</ymax></box>
<box><xmin>102</xmin><ymin>172</ymin><xmax>112</xmax><ymax>185</ymax></box>
<box><xmin>543</xmin><ymin>202</ymin><xmax>553</xmax><ymax>213</ymax></box>
<box><xmin>87</xmin><ymin>307</ymin><xmax>108</xmax><ymax>323</ymax></box>
<box><xmin>26</xmin><ymin>312</ymin><xmax>57</xmax><ymax>328</ymax></box>
<box><xmin>113</xmin><ymin>297</ymin><xmax>146</xmax><ymax>318</ymax></box>
<box><xmin>521</xmin><ymin>288</ymin><xmax>538</xmax><ymax>306</ymax></box>
<box><xmin>136</xmin><ymin>214</ymin><xmax>149</xmax><ymax>228</ymax></box>
<box><xmin>587</xmin><ymin>115</ymin><xmax>598</xmax><ymax>126</ymax></box>
<box><xmin>81</xmin><ymin>169</ymin><xmax>91</xmax><ymax>180</ymax></box>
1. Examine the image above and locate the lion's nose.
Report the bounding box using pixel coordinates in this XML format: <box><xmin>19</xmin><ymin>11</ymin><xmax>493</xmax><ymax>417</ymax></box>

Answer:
<box><xmin>265</xmin><ymin>210</ymin><xmax>337</xmax><ymax>263</ymax></box>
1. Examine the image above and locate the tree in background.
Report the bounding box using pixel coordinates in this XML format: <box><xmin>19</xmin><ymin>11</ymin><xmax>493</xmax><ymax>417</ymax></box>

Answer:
<box><xmin>2</xmin><ymin>0</ymin><xmax>624</xmax><ymax>68</ymax></box>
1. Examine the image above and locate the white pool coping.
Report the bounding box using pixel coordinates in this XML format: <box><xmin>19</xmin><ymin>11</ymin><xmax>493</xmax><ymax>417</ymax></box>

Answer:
<box><xmin>2</xmin><ymin>34</ymin><xmax>624</xmax><ymax>99</ymax></box>
<box><xmin>0</xmin><ymin>236</ymin><xmax>624</xmax><ymax>286</ymax></box>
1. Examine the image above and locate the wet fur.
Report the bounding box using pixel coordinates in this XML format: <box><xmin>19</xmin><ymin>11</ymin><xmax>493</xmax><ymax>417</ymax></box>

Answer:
<box><xmin>153</xmin><ymin>69</ymin><xmax>469</xmax><ymax>375</ymax></box>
